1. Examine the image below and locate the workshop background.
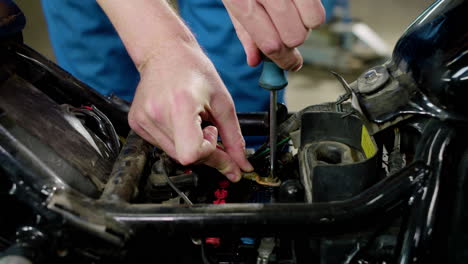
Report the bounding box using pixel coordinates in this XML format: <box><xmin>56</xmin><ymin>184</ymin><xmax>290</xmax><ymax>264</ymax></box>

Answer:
<box><xmin>16</xmin><ymin>0</ymin><xmax>432</xmax><ymax>112</ymax></box>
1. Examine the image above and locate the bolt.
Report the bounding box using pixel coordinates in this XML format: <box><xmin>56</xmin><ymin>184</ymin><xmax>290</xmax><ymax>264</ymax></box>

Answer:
<box><xmin>364</xmin><ymin>69</ymin><xmax>379</xmax><ymax>83</ymax></box>
<box><xmin>286</xmin><ymin>185</ymin><xmax>298</xmax><ymax>196</ymax></box>
<box><xmin>191</xmin><ymin>238</ymin><xmax>202</xmax><ymax>245</ymax></box>
<box><xmin>9</xmin><ymin>183</ymin><xmax>16</xmax><ymax>195</ymax></box>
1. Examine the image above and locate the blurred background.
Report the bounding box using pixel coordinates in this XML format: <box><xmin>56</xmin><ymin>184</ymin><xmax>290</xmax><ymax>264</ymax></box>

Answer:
<box><xmin>15</xmin><ymin>0</ymin><xmax>433</xmax><ymax>112</ymax></box>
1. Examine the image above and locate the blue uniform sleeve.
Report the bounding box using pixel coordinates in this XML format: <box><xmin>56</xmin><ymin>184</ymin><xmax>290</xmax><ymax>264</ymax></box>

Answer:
<box><xmin>40</xmin><ymin>0</ymin><xmax>139</xmax><ymax>101</ymax></box>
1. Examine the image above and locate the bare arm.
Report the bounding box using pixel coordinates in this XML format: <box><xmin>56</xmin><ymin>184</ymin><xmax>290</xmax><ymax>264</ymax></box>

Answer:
<box><xmin>97</xmin><ymin>0</ymin><xmax>254</xmax><ymax>182</ymax></box>
<box><xmin>97</xmin><ymin>0</ymin><xmax>196</xmax><ymax>68</ymax></box>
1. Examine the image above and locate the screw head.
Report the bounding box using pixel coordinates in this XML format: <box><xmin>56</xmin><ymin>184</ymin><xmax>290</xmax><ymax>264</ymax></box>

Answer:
<box><xmin>364</xmin><ymin>69</ymin><xmax>379</xmax><ymax>83</ymax></box>
<box><xmin>357</xmin><ymin>66</ymin><xmax>389</xmax><ymax>94</ymax></box>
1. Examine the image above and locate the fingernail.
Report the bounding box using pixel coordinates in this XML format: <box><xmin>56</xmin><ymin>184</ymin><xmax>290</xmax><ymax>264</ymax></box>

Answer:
<box><xmin>292</xmin><ymin>63</ymin><xmax>303</xmax><ymax>72</ymax></box>
<box><xmin>227</xmin><ymin>173</ymin><xmax>240</xmax><ymax>182</ymax></box>
<box><xmin>245</xmin><ymin>162</ymin><xmax>254</xmax><ymax>172</ymax></box>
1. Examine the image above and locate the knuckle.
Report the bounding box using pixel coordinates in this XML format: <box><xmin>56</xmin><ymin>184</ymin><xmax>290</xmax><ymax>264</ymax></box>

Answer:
<box><xmin>128</xmin><ymin>111</ymin><xmax>144</xmax><ymax>132</ymax></box>
<box><xmin>217</xmin><ymin>161</ymin><xmax>233</xmax><ymax>175</ymax></box>
<box><xmin>259</xmin><ymin>40</ymin><xmax>282</xmax><ymax>57</ymax></box>
<box><xmin>224</xmin><ymin>102</ymin><xmax>236</xmax><ymax>116</ymax></box>
<box><xmin>305</xmin><ymin>10</ymin><xmax>325</xmax><ymax>29</ymax></box>
<box><xmin>178</xmin><ymin>152</ymin><xmax>199</xmax><ymax>166</ymax></box>
<box><xmin>171</xmin><ymin>89</ymin><xmax>197</xmax><ymax>111</ymax></box>
<box><xmin>144</xmin><ymin>103</ymin><xmax>164</xmax><ymax>124</ymax></box>
<box><xmin>179</xmin><ymin>140</ymin><xmax>218</xmax><ymax>166</ymax></box>
<box><xmin>284</xmin><ymin>33</ymin><xmax>307</xmax><ymax>48</ymax></box>
<box><xmin>229</xmin><ymin>0</ymin><xmax>255</xmax><ymax>16</ymax></box>
<box><xmin>239</xmin><ymin>137</ymin><xmax>246</xmax><ymax>149</ymax></box>
<box><xmin>204</xmin><ymin>126</ymin><xmax>218</xmax><ymax>142</ymax></box>
<box><xmin>128</xmin><ymin>118</ymin><xmax>139</xmax><ymax>132</ymax></box>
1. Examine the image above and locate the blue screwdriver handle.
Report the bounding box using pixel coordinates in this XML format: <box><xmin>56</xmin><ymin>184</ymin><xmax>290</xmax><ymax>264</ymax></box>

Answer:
<box><xmin>258</xmin><ymin>57</ymin><xmax>288</xmax><ymax>91</ymax></box>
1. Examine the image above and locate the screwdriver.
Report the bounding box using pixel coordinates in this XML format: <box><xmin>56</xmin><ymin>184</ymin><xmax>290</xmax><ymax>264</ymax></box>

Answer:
<box><xmin>258</xmin><ymin>57</ymin><xmax>288</xmax><ymax>177</ymax></box>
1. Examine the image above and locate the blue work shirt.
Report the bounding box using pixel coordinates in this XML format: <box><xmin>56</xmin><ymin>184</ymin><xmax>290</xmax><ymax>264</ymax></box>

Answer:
<box><xmin>40</xmin><ymin>0</ymin><xmax>285</xmax><ymax>113</ymax></box>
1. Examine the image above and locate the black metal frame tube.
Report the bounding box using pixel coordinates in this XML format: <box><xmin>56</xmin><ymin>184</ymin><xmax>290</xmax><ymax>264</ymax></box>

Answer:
<box><xmin>396</xmin><ymin>120</ymin><xmax>454</xmax><ymax>264</ymax></box>
<box><xmin>237</xmin><ymin>113</ymin><xmax>269</xmax><ymax>136</ymax></box>
<box><xmin>47</xmin><ymin>162</ymin><xmax>429</xmax><ymax>237</ymax></box>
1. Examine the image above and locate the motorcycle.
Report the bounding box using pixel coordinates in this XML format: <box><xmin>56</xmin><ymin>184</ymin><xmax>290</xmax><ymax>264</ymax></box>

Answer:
<box><xmin>0</xmin><ymin>0</ymin><xmax>467</xmax><ymax>263</ymax></box>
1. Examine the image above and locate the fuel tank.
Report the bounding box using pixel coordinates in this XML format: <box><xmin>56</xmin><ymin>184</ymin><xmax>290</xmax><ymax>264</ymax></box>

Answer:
<box><xmin>392</xmin><ymin>0</ymin><xmax>468</xmax><ymax>116</ymax></box>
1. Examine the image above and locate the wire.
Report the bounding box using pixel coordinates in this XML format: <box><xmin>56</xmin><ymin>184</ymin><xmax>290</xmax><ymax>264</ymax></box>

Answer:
<box><xmin>69</xmin><ymin>106</ymin><xmax>121</xmax><ymax>158</ymax></box>
<box><xmin>16</xmin><ymin>51</ymin><xmax>120</xmax><ymax>156</ymax></box>
<box><xmin>15</xmin><ymin>51</ymin><xmax>55</xmax><ymax>74</ymax></box>
<box><xmin>252</xmin><ymin>137</ymin><xmax>291</xmax><ymax>160</ymax></box>
<box><xmin>161</xmin><ymin>165</ymin><xmax>193</xmax><ymax>206</ymax></box>
<box><xmin>291</xmin><ymin>239</ymin><xmax>297</xmax><ymax>264</ymax></box>
<box><xmin>91</xmin><ymin>105</ymin><xmax>121</xmax><ymax>152</ymax></box>
<box><xmin>200</xmin><ymin>241</ymin><xmax>213</xmax><ymax>264</ymax></box>
<box><xmin>200</xmin><ymin>239</ymin><xmax>216</xmax><ymax>264</ymax></box>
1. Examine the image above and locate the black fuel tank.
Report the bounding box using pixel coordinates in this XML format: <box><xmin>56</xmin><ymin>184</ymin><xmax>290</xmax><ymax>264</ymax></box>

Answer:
<box><xmin>391</xmin><ymin>0</ymin><xmax>468</xmax><ymax>116</ymax></box>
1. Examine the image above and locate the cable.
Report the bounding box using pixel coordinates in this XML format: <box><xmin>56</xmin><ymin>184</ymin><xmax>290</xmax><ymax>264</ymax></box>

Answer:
<box><xmin>15</xmin><ymin>51</ymin><xmax>55</xmax><ymax>74</ymax></box>
<box><xmin>200</xmin><ymin>241</ymin><xmax>213</xmax><ymax>264</ymax></box>
<box><xmin>161</xmin><ymin>165</ymin><xmax>193</xmax><ymax>206</ymax></box>
<box><xmin>291</xmin><ymin>239</ymin><xmax>297</xmax><ymax>264</ymax></box>
<box><xmin>252</xmin><ymin>137</ymin><xmax>291</xmax><ymax>160</ymax></box>
<box><xmin>91</xmin><ymin>105</ymin><xmax>121</xmax><ymax>153</ymax></box>
<box><xmin>69</xmin><ymin>106</ymin><xmax>121</xmax><ymax>158</ymax></box>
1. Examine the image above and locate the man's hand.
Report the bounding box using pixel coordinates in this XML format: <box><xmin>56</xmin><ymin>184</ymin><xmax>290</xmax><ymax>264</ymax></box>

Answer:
<box><xmin>97</xmin><ymin>0</ymin><xmax>253</xmax><ymax>182</ymax></box>
<box><xmin>128</xmin><ymin>44</ymin><xmax>253</xmax><ymax>182</ymax></box>
<box><xmin>222</xmin><ymin>0</ymin><xmax>325</xmax><ymax>71</ymax></box>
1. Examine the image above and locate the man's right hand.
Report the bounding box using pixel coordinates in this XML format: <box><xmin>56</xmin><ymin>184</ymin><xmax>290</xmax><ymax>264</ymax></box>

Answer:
<box><xmin>128</xmin><ymin>43</ymin><xmax>253</xmax><ymax>182</ymax></box>
<box><xmin>222</xmin><ymin>0</ymin><xmax>325</xmax><ymax>71</ymax></box>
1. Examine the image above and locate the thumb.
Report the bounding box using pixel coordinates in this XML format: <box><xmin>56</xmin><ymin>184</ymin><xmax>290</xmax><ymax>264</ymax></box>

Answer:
<box><xmin>200</xmin><ymin>126</ymin><xmax>242</xmax><ymax>182</ymax></box>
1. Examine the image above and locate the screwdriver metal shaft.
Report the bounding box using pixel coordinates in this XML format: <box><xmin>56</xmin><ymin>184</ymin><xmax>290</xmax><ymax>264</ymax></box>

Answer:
<box><xmin>269</xmin><ymin>90</ymin><xmax>277</xmax><ymax>177</ymax></box>
<box><xmin>259</xmin><ymin>57</ymin><xmax>287</xmax><ymax>178</ymax></box>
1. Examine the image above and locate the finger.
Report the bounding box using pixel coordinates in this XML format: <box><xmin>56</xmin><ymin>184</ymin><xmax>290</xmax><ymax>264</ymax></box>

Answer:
<box><xmin>222</xmin><ymin>0</ymin><xmax>301</xmax><ymax>70</ymax></box>
<box><xmin>225</xmin><ymin>7</ymin><xmax>261</xmax><ymax>67</ymax></box>
<box><xmin>203</xmin><ymin>147</ymin><xmax>243</xmax><ymax>182</ymax></box>
<box><xmin>198</xmin><ymin>126</ymin><xmax>242</xmax><ymax>181</ymax></box>
<box><xmin>210</xmin><ymin>92</ymin><xmax>254</xmax><ymax>173</ymax></box>
<box><xmin>258</xmin><ymin>0</ymin><xmax>308</xmax><ymax>48</ymax></box>
<box><xmin>293</xmin><ymin>0</ymin><xmax>326</xmax><ymax>29</ymax></box>
<box><xmin>128</xmin><ymin>115</ymin><xmax>177</xmax><ymax>158</ymax></box>
<box><xmin>171</xmin><ymin>92</ymin><xmax>216</xmax><ymax>165</ymax></box>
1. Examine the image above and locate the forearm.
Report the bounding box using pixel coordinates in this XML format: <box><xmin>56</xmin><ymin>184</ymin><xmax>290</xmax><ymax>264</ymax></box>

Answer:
<box><xmin>96</xmin><ymin>0</ymin><xmax>198</xmax><ymax>69</ymax></box>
